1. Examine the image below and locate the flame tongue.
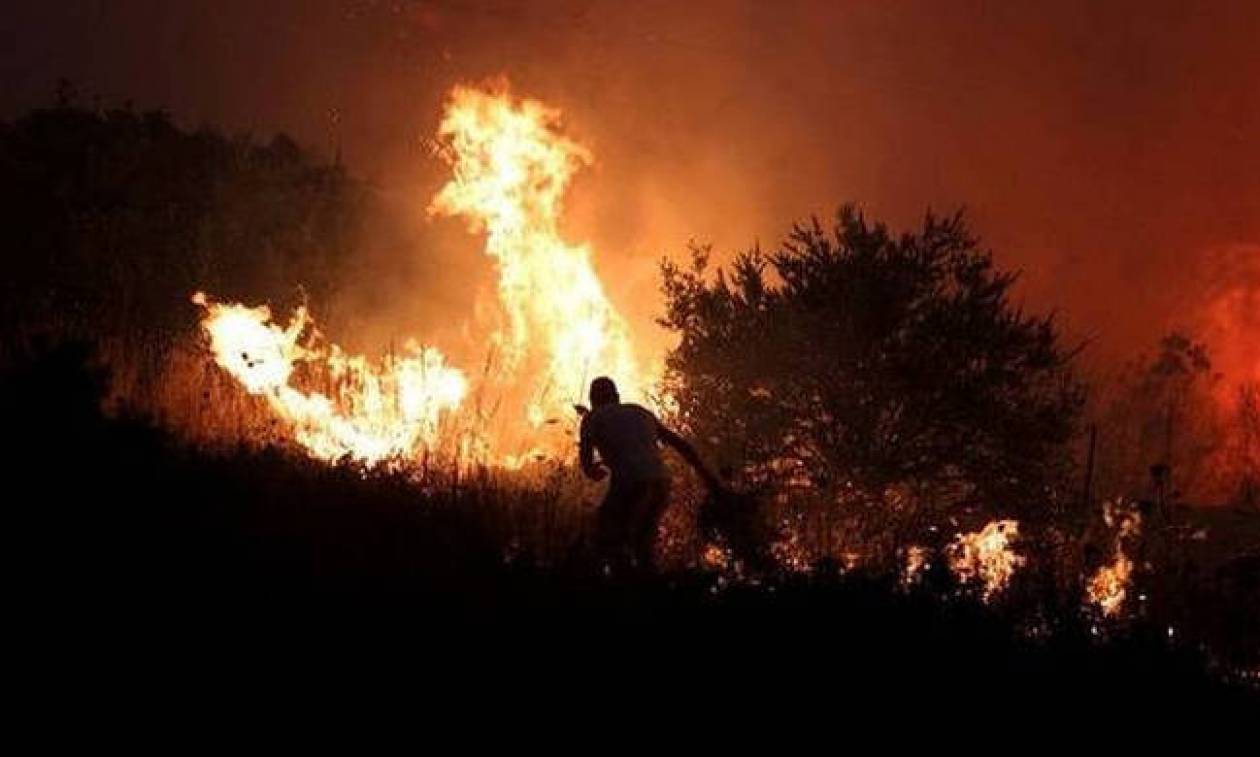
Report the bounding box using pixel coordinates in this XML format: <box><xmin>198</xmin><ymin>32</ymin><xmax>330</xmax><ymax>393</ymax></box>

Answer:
<box><xmin>429</xmin><ymin>85</ymin><xmax>638</xmax><ymax>426</ymax></box>
<box><xmin>1086</xmin><ymin>500</ymin><xmax>1142</xmax><ymax>617</ymax></box>
<box><xmin>193</xmin><ymin>292</ymin><xmax>466</xmax><ymax>464</ymax></box>
<box><xmin>191</xmin><ymin>293</ymin><xmax>310</xmax><ymax>395</ymax></box>
<box><xmin>193</xmin><ymin>83</ymin><xmax>640</xmax><ymax>466</ymax></box>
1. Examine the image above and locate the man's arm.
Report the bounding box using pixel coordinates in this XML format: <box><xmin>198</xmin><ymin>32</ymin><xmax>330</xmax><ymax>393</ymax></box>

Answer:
<box><xmin>578</xmin><ymin>415</ymin><xmax>607</xmax><ymax>482</ymax></box>
<box><xmin>657</xmin><ymin>423</ymin><xmax>721</xmax><ymax>491</ymax></box>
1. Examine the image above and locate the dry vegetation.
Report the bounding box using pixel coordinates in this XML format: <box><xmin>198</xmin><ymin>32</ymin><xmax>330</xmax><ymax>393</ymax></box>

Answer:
<box><xmin>2</xmin><ymin>99</ymin><xmax>1256</xmax><ymax>707</ymax></box>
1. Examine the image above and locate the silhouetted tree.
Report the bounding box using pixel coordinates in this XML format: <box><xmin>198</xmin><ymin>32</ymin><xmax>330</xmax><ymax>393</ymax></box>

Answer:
<box><xmin>659</xmin><ymin>205</ymin><xmax>1084</xmax><ymax>526</ymax></box>
<box><xmin>0</xmin><ymin>95</ymin><xmax>364</xmax><ymax>346</ymax></box>
<box><xmin>1093</xmin><ymin>332</ymin><xmax>1226</xmax><ymax>504</ymax></box>
<box><xmin>1226</xmin><ymin>384</ymin><xmax>1260</xmax><ymax>510</ymax></box>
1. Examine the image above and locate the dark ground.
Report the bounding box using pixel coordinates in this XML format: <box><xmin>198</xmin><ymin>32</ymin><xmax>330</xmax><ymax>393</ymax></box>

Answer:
<box><xmin>6</xmin><ymin>343</ymin><xmax>1256</xmax><ymax>722</ymax></box>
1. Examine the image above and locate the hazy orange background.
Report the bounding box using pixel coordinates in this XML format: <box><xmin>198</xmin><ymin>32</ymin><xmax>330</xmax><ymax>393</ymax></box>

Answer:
<box><xmin>4</xmin><ymin>1</ymin><xmax>1258</xmax><ymax>375</ymax></box>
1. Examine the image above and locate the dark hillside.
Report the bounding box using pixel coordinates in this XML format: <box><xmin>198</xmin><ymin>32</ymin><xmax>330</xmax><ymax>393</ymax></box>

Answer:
<box><xmin>6</xmin><ymin>343</ymin><xmax>1254</xmax><ymax>716</ymax></box>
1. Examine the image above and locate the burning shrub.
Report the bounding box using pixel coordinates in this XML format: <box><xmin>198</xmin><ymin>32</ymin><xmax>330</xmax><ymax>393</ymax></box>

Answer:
<box><xmin>1085</xmin><ymin>499</ymin><xmax>1143</xmax><ymax>617</ymax></box>
<box><xmin>947</xmin><ymin>519</ymin><xmax>1027</xmax><ymax>600</ymax></box>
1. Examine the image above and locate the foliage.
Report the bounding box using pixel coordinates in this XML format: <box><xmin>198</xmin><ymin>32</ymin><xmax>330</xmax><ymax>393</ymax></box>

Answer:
<box><xmin>3</xmin><ymin>344</ymin><xmax>1252</xmax><ymax>710</ymax></box>
<box><xmin>0</xmin><ymin>94</ymin><xmax>376</xmax><ymax>446</ymax></box>
<box><xmin>0</xmin><ymin>96</ymin><xmax>1252</xmax><ymax>700</ymax></box>
<box><xmin>659</xmin><ymin>205</ymin><xmax>1085</xmax><ymax>525</ymax></box>
<box><xmin>1092</xmin><ymin>332</ymin><xmax>1237</xmax><ymax>504</ymax></box>
<box><xmin>0</xmin><ymin>98</ymin><xmax>364</xmax><ymax>347</ymax></box>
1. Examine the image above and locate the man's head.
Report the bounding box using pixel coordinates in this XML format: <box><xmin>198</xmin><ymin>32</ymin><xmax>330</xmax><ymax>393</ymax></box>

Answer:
<box><xmin>589</xmin><ymin>376</ymin><xmax>619</xmax><ymax>408</ymax></box>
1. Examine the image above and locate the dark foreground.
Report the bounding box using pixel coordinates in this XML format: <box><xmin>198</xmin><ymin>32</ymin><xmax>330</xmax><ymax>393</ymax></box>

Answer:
<box><xmin>6</xmin><ymin>344</ymin><xmax>1256</xmax><ymax>721</ymax></box>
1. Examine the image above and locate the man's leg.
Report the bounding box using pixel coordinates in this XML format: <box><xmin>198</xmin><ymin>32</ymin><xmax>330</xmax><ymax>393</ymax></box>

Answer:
<box><xmin>629</xmin><ymin>479</ymin><xmax>671</xmax><ymax>571</ymax></box>
<box><xmin>596</xmin><ymin>481</ymin><xmax>635</xmax><ymax>570</ymax></box>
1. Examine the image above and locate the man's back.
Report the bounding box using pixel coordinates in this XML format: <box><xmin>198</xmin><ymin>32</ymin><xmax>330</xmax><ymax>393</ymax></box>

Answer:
<box><xmin>581</xmin><ymin>403</ymin><xmax>668</xmax><ymax>483</ymax></box>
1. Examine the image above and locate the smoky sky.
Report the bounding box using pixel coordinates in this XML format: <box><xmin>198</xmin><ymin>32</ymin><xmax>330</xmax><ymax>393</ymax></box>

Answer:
<box><xmin>4</xmin><ymin>0</ymin><xmax>1258</xmax><ymax>366</ymax></box>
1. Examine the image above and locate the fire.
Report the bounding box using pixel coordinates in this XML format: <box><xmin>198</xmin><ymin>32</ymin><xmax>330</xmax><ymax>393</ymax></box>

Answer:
<box><xmin>1086</xmin><ymin>554</ymin><xmax>1133</xmax><ymax>619</ymax></box>
<box><xmin>902</xmin><ymin>545</ymin><xmax>930</xmax><ymax>587</ymax></box>
<box><xmin>192</xmin><ymin>83</ymin><xmax>641</xmax><ymax>466</ymax></box>
<box><xmin>947</xmin><ymin>520</ymin><xmax>1026</xmax><ymax>600</ymax></box>
<box><xmin>429</xmin><ymin>84</ymin><xmax>639</xmax><ymax>433</ymax></box>
<box><xmin>192</xmin><ymin>293</ymin><xmax>466</xmax><ymax>464</ymax></box>
<box><xmin>701</xmin><ymin>543</ymin><xmax>732</xmax><ymax>572</ymax></box>
<box><xmin>1085</xmin><ymin>500</ymin><xmax>1142</xmax><ymax>617</ymax></box>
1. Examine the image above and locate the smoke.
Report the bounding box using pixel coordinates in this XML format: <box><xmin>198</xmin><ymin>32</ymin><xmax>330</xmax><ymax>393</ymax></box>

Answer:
<box><xmin>3</xmin><ymin>0</ymin><xmax>1259</xmax><ymax>377</ymax></box>
<box><xmin>1194</xmin><ymin>245</ymin><xmax>1260</xmax><ymax>398</ymax></box>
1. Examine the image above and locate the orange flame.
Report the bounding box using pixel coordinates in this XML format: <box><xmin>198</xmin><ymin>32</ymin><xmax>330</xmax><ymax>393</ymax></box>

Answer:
<box><xmin>429</xmin><ymin>84</ymin><xmax>640</xmax><ymax>437</ymax></box>
<box><xmin>1085</xmin><ymin>500</ymin><xmax>1142</xmax><ymax>617</ymax></box>
<box><xmin>192</xmin><ymin>293</ymin><xmax>466</xmax><ymax>464</ymax></box>
<box><xmin>902</xmin><ymin>545</ymin><xmax>930</xmax><ymax>588</ymax></box>
<box><xmin>947</xmin><ymin>520</ymin><xmax>1026</xmax><ymax>600</ymax></box>
<box><xmin>192</xmin><ymin>83</ymin><xmax>642</xmax><ymax>466</ymax></box>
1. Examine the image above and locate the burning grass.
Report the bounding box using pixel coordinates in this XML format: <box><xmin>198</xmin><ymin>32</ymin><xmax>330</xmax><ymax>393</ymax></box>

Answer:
<box><xmin>1086</xmin><ymin>499</ymin><xmax>1143</xmax><ymax>617</ymax></box>
<box><xmin>3</xmin><ymin>342</ymin><xmax>1256</xmax><ymax>711</ymax></box>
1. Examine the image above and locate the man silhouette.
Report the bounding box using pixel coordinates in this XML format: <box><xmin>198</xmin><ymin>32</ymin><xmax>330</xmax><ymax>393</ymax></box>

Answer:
<box><xmin>578</xmin><ymin>376</ymin><xmax>720</xmax><ymax>570</ymax></box>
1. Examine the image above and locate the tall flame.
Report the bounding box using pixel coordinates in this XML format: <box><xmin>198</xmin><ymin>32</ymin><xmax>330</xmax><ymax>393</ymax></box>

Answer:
<box><xmin>428</xmin><ymin>85</ymin><xmax>639</xmax><ymax>428</ymax></box>
<box><xmin>1086</xmin><ymin>500</ymin><xmax>1142</xmax><ymax>617</ymax></box>
<box><xmin>192</xmin><ymin>83</ymin><xmax>641</xmax><ymax>466</ymax></box>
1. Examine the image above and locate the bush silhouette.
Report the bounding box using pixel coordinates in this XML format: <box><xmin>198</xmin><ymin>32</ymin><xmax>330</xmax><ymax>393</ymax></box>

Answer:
<box><xmin>660</xmin><ymin>205</ymin><xmax>1085</xmax><ymax>532</ymax></box>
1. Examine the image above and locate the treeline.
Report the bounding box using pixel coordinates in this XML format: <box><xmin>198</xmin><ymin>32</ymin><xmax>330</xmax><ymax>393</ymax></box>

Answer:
<box><xmin>0</xmin><ymin>91</ymin><xmax>378</xmax><ymax>445</ymax></box>
<box><xmin>659</xmin><ymin>208</ymin><xmax>1260</xmax><ymax>523</ymax></box>
<box><xmin>2</xmin><ymin>93</ymin><xmax>1255</xmax><ymax>526</ymax></box>
<box><xmin>656</xmin><ymin>207</ymin><xmax>1257</xmax><ymax>636</ymax></box>
<box><xmin>0</xmin><ymin>92</ymin><xmax>362</xmax><ymax>351</ymax></box>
